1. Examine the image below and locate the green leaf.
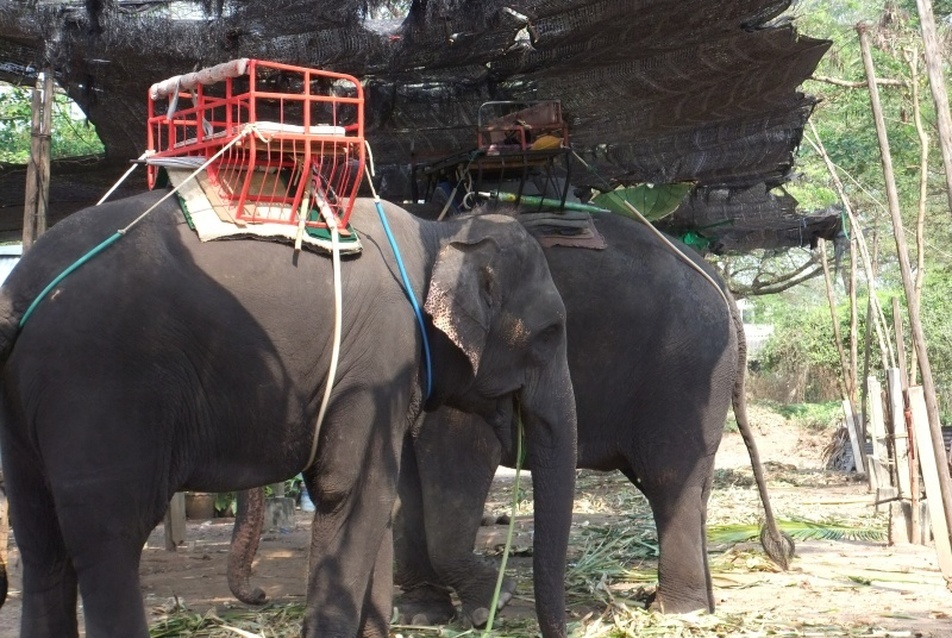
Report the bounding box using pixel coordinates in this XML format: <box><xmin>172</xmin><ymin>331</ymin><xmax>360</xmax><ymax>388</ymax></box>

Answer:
<box><xmin>707</xmin><ymin>517</ymin><xmax>886</xmax><ymax>545</ymax></box>
<box><xmin>591</xmin><ymin>183</ymin><xmax>692</xmax><ymax>221</ymax></box>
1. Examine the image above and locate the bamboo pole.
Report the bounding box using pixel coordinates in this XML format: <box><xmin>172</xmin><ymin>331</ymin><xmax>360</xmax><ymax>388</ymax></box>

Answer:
<box><xmin>805</xmin><ymin>123</ymin><xmax>896</xmax><ymax>374</ymax></box>
<box><xmin>892</xmin><ymin>297</ymin><xmax>909</xmax><ymax>390</ymax></box>
<box><xmin>849</xmin><ymin>236</ymin><xmax>859</xmax><ymax>405</ymax></box>
<box><xmin>910</xmin><ymin>0</ymin><xmax>952</xmax><ymax>217</ymax></box>
<box><xmin>891</xmin><ymin>297</ymin><xmax>921</xmax><ymax>542</ymax></box>
<box><xmin>857</xmin><ymin>23</ymin><xmax>952</xmax><ymax>550</ymax></box>
<box><xmin>22</xmin><ymin>69</ymin><xmax>53</xmax><ymax>252</ymax></box>
<box><xmin>904</xmin><ymin>47</ymin><xmax>929</xmax><ymax>386</ymax></box>
<box><xmin>819</xmin><ymin>238</ymin><xmax>852</xmax><ymax>401</ymax></box>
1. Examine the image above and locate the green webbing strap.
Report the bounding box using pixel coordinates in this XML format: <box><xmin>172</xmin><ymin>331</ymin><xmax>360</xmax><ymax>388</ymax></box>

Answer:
<box><xmin>18</xmin><ymin>231</ymin><xmax>123</xmax><ymax>330</ymax></box>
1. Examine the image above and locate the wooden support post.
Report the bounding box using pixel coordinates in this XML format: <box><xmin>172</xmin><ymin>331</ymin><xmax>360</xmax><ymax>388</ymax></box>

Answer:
<box><xmin>887</xmin><ymin>369</ymin><xmax>913</xmax><ymax>499</ymax></box>
<box><xmin>866</xmin><ymin>376</ymin><xmax>890</xmax><ymax>492</ymax></box>
<box><xmin>887</xmin><ymin>369</ymin><xmax>913</xmax><ymax>543</ymax></box>
<box><xmin>164</xmin><ymin>492</ymin><xmax>187</xmax><ymax>551</ymax></box>
<box><xmin>806</xmin><ymin>123</ymin><xmax>895</xmax><ymax>375</ymax></box>
<box><xmin>842</xmin><ymin>400</ymin><xmax>865</xmax><ymax>474</ymax></box>
<box><xmin>858</xmin><ymin>22</ymin><xmax>952</xmax><ymax>557</ymax></box>
<box><xmin>909</xmin><ymin>387</ymin><xmax>952</xmax><ymax>576</ymax></box>
<box><xmin>892</xmin><ymin>298</ymin><xmax>909</xmax><ymax>389</ymax></box>
<box><xmin>22</xmin><ymin>69</ymin><xmax>53</xmax><ymax>252</ymax></box>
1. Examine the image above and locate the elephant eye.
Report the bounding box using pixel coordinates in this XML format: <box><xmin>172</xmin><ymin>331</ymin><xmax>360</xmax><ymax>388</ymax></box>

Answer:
<box><xmin>536</xmin><ymin>323</ymin><xmax>561</xmax><ymax>342</ymax></box>
<box><xmin>532</xmin><ymin>323</ymin><xmax>562</xmax><ymax>353</ymax></box>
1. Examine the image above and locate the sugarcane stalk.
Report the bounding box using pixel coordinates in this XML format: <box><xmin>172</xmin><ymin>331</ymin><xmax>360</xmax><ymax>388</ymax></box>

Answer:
<box><xmin>477</xmin><ymin>190</ymin><xmax>612</xmax><ymax>214</ymax></box>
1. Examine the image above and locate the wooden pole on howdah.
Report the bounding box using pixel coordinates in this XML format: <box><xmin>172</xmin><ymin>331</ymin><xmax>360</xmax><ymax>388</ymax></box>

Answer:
<box><xmin>858</xmin><ymin>23</ymin><xmax>952</xmax><ymax>572</ymax></box>
<box><xmin>22</xmin><ymin>68</ymin><xmax>53</xmax><ymax>252</ymax></box>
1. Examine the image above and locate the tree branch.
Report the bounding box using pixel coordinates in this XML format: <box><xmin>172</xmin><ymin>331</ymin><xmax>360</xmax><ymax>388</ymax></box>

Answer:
<box><xmin>810</xmin><ymin>74</ymin><xmax>906</xmax><ymax>88</ymax></box>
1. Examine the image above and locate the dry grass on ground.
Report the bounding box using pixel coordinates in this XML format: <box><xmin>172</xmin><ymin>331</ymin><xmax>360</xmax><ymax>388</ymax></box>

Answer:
<box><xmin>1</xmin><ymin>402</ymin><xmax>950</xmax><ymax>637</ymax></box>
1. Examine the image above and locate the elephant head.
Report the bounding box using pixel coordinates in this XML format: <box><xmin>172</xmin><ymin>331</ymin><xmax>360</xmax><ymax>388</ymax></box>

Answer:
<box><xmin>423</xmin><ymin>214</ymin><xmax>578</xmax><ymax>637</ymax></box>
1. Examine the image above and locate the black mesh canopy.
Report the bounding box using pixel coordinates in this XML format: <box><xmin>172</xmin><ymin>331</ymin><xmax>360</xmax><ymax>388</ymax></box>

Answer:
<box><xmin>0</xmin><ymin>0</ymin><xmax>837</xmax><ymax>250</ymax></box>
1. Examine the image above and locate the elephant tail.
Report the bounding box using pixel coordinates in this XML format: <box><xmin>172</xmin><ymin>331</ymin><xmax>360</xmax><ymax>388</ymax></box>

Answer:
<box><xmin>727</xmin><ymin>294</ymin><xmax>796</xmax><ymax>570</ymax></box>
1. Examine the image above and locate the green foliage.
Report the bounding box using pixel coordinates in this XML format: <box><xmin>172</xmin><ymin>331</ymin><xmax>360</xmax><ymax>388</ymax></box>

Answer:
<box><xmin>901</xmin><ymin>265</ymin><xmax>952</xmax><ymax>420</ymax></box>
<box><xmin>591</xmin><ymin>183</ymin><xmax>693</xmax><ymax>221</ymax></box>
<box><xmin>0</xmin><ymin>82</ymin><xmax>104</xmax><ymax>163</ymax></box>
<box><xmin>213</xmin><ymin>492</ymin><xmax>236</xmax><ymax>517</ymax></box>
<box><xmin>707</xmin><ymin>517</ymin><xmax>887</xmax><ymax>544</ymax></box>
<box><xmin>757</xmin><ymin>301</ymin><xmax>846</xmax><ymax>375</ymax></box>
<box><xmin>772</xmin><ymin>400</ymin><xmax>843</xmax><ymax>432</ymax></box>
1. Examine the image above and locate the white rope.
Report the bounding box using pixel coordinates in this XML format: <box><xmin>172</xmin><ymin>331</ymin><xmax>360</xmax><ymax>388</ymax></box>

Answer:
<box><xmin>570</xmin><ymin>150</ymin><xmax>731</xmax><ymax>311</ymax></box>
<box><xmin>95</xmin><ymin>152</ymin><xmax>150</xmax><ymax>206</ymax></box>
<box><xmin>305</xmin><ymin>191</ymin><xmax>344</xmax><ymax>470</ymax></box>
<box><xmin>117</xmin><ymin>124</ymin><xmax>268</xmax><ymax>235</ymax></box>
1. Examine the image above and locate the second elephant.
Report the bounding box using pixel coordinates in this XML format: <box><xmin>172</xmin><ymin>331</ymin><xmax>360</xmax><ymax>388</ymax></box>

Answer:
<box><xmin>228</xmin><ymin>210</ymin><xmax>793</xmax><ymax>624</ymax></box>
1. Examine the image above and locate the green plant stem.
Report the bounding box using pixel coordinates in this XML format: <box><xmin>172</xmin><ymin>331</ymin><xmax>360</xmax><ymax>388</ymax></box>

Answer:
<box><xmin>482</xmin><ymin>416</ymin><xmax>523</xmax><ymax>636</ymax></box>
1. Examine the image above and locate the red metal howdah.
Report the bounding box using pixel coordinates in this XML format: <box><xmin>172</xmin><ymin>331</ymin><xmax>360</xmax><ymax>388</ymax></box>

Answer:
<box><xmin>146</xmin><ymin>59</ymin><xmax>365</xmax><ymax>230</ymax></box>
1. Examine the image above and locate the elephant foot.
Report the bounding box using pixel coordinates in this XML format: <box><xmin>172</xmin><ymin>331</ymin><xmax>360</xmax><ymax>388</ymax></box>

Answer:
<box><xmin>463</xmin><ymin>575</ymin><xmax>516</xmax><ymax>629</ymax></box>
<box><xmin>393</xmin><ymin>584</ymin><xmax>457</xmax><ymax>626</ymax></box>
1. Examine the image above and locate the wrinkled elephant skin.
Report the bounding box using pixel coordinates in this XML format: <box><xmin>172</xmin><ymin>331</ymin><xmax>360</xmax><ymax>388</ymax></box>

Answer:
<box><xmin>0</xmin><ymin>192</ymin><xmax>577</xmax><ymax>638</ymax></box>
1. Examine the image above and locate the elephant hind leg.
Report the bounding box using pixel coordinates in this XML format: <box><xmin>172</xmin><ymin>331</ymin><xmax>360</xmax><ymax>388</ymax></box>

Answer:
<box><xmin>53</xmin><ymin>476</ymin><xmax>158</xmax><ymax>637</ymax></box>
<box><xmin>628</xmin><ymin>467</ymin><xmax>715</xmax><ymax>614</ymax></box>
<box><xmin>3</xmin><ymin>438</ymin><xmax>79</xmax><ymax>637</ymax></box>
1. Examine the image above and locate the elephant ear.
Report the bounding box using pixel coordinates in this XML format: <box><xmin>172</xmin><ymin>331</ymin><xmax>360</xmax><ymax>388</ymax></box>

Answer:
<box><xmin>425</xmin><ymin>239</ymin><xmax>498</xmax><ymax>377</ymax></box>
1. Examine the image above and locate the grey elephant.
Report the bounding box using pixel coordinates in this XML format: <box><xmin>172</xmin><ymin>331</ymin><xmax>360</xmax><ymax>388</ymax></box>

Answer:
<box><xmin>227</xmin><ymin>210</ymin><xmax>793</xmax><ymax>625</ymax></box>
<box><xmin>0</xmin><ymin>191</ymin><xmax>577</xmax><ymax>638</ymax></box>
<box><xmin>391</xmin><ymin>210</ymin><xmax>793</xmax><ymax>624</ymax></box>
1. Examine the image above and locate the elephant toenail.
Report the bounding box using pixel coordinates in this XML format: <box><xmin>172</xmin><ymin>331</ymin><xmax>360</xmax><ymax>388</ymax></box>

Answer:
<box><xmin>470</xmin><ymin>607</ymin><xmax>490</xmax><ymax>627</ymax></box>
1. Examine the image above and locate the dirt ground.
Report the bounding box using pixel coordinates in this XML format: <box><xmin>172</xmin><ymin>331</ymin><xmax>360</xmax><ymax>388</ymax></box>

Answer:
<box><xmin>1</xmin><ymin>407</ymin><xmax>951</xmax><ymax>636</ymax></box>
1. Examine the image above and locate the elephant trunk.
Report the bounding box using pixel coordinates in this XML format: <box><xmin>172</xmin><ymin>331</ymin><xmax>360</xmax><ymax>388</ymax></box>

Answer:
<box><xmin>521</xmin><ymin>365</ymin><xmax>577</xmax><ymax>638</ymax></box>
<box><xmin>228</xmin><ymin>487</ymin><xmax>268</xmax><ymax>605</ymax></box>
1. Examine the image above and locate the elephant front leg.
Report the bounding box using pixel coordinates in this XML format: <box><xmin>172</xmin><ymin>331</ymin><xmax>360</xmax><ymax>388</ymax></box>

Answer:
<box><xmin>358</xmin><ymin>517</ymin><xmax>394</xmax><ymax>638</ymax></box>
<box><xmin>413</xmin><ymin>409</ymin><xmax>515</xmax><ymax>628</ymax></box>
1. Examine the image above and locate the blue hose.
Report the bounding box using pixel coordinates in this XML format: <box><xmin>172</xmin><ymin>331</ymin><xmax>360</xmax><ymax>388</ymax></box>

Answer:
<box><xmin>373</xmin><ymin>200</ymin><xmax>433</xmax><ymax>401</ymax></box>
<box><xmin>19</xmin><ymin>231</ymin><xmax>124</xmax><ymax>330</ymax></box>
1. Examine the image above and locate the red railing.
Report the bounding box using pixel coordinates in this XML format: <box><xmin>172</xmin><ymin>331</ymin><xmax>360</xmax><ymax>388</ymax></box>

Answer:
<box><xmin>147</xmin><ymin>59</ymin><xmax>365</xmax><ymax>230</ymax></box>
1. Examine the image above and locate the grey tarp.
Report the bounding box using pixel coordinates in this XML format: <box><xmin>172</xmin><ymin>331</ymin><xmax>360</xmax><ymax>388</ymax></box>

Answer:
<box><xmin>0</xmin><ymin>0</ymin><xmax>837</xmax><ymax>251</ymax></box>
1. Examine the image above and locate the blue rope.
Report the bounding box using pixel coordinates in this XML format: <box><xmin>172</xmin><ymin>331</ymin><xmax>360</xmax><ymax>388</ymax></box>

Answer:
<box><xmin>373</xmin><ymin>199</ymin><xmax>433</xmax><ymax>401</ymax></box>
<box><xmin>19</xmin><ymin>231</ymin><xmax>124</xmax><ymax>330</ymax></box>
